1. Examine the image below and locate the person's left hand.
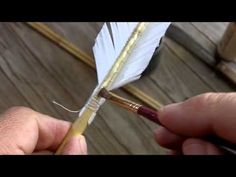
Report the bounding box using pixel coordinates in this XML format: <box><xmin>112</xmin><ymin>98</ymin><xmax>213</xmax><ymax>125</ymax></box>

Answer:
<box><xmin>0</xmin><ymin>106</ymin><xmax>87</xmax><ymax>155</ymax></box>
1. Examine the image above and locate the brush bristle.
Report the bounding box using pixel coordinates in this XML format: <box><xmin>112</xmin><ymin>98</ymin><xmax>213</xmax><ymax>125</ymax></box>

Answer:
<box><xmin>99</xmin><ymin>88</ymin><xmax>111</xmax><ymax>99</ymax></box>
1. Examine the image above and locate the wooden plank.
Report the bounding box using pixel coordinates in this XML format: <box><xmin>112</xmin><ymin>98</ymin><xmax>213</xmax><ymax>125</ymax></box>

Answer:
<box><xmin>191</xmin><ymin>22</ymin><xmax>229</xmax><ymax>45</ymax></box>
<box><xmin>132</xmin><ymin>39</ymin><xmax>235</xmax><ymax>107</ymax></box>
<box><xmin>164</xmin><ymin>37</ymin><xmax>234</xmax><ymax>92</ymax></box>
<box><xmin>166</xmin><ymin>22</ymin><xmax>236</xmax><ymax>85</ymax></box>
<box><xmin>27</xmin><ymin>22</ymin><xmax>96</xmax><ymax>68</ymax></box>
<box><xmin>217</xmin><ymin>61</ymin><xmax>236</xmax><ymax>85</ymax></box>
<box><xmin>190</xmin><ymin>23</ymin><xmax>236</xmax><ymax>85</ymax></box>
<box><xmin>166</xmin><ymin>23</ymin><xmax>217</xmax><ymax>66</ymax></box>
<box><xmin>146</xmin><ymin>45</ymin><xmax>212</xmax><ymax>102</ymax></box>
<box><xmin>44</xmin><ymin>22</ymin><xmax>103</xmax><ymax>58</ymax></box>
<box><xmin>0</xmin><ymin>22</ymin><xmax>165</xmax><ymax>154</ymax></box>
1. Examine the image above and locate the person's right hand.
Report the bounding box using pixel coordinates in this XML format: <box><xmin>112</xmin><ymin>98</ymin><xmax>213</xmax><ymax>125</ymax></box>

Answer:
<box><xmin>155</xmin><ymin>93</ymin><xmax>236</xmax><ymax>155</ymax></box>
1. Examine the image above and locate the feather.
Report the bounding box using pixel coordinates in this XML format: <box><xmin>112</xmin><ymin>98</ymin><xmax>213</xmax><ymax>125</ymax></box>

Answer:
<box><xmin>84</xmin><ymin>22</ymin><xmax>170</xmax><ymax>124</ymax></box>
<box><xmin>93</xmin><ymin>22</ymin><xmax>170</xmax><ymax>90</ymax></box>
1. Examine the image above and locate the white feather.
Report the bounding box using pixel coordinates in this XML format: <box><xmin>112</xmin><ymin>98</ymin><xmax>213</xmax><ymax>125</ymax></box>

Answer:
<box><xmin>93</xmin><ymin>22</ymin><xmax>170</xmax><ymax>90</ymax></box>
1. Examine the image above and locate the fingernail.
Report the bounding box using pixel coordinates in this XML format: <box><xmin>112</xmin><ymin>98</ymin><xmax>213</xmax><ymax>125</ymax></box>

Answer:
<box><xmin>161</xmin><ymin>103</ymin><xmax>182</xmax><ymax>113</ymax></box>
<box><xmin>61</xmin><ymin>135</ymin><xmax>87</xmax><ymax>155</ymax></box>
<box><xmin>183</xmin><ymin>143</ymin><xmax>206</xmax><ymax>155</ymax></box>
<box><xmin>78</xmin><ymin>136</ymin><xmax>87</xmax><ymax>155</ymax></box>
<box><xmin>159</xmin><ymin>103</ymin><xmax>182</xmax><ymax>122</ymax></box>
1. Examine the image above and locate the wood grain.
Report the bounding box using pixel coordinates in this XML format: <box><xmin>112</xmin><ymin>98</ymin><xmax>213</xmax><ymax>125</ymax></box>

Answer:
<box><xmin>166</xmin><ymin>23</ymin><xmax>218</xmax><ymax>66</ymax></box>
<box><xmin>44</xmin><ymin>22</ymin><xmax>103</xmax><ymax>58</ymax></box>
<box><xmin>166</xmin><ymin>22</ymin><xmax>236</xmax><ymax>86</ymax></box>
<box><xmin>217</xmin><ymin>61</ymin><xmax>236</xmax><ymax>85</ymax></box>
<box><xmin>0</xmin><ymin>22</ymin><xmax>234</xmax><ymax>154</ymax></box>
<box><xmin>0</xmin><ymin>23</ymin><xmax>165</xmax><ymax>154</ymax></box>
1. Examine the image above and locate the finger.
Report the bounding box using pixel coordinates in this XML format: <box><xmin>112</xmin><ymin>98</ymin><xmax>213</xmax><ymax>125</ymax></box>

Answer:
<box><xmin>158</xmin><ymin>93</ymin><xmax>236</xmax><ymax>143</ymax></box>
<box><xmin>154</xmin><ymin>127</ymin><xmax>185</xmax><ymax>149</ymax></box>
<box><xmin>182</xmin><ymin>138</ymin><xmax>223</xmax><ymax>155</ymax></box>
<box><xmin>34</xmin><ymin>113</ymin><xmax>71</xmax><ymax>151</ymax></box>
<box><xmin>0</xmin><ymin>106</ymin><xmax>71</xmax><ymax>154</ymax></box>
<box><xmin>0</xmin><ymin>107</ymin><xmax>39</xmax><ymax>154</ymax></box>
<box><xmin>61</xmin><ymin>135</ymin><xmax>87</xmax><ymax>155</ymax></box>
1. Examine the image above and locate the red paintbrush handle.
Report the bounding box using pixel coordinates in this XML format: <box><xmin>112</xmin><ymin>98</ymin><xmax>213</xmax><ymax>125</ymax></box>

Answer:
<box><xmin>137</xmin><ymin>106</ymin><xmax>161</xmax><ymax>125</ymax></box>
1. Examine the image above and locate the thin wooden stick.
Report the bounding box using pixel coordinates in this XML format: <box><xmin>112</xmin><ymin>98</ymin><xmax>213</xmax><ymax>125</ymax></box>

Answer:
<box><xmin>123</xmin><ymin>85</ymin><xmax>162</xmax><ymax>109</ymax></box>
<box><xmin>26</xmin><ymin>22</ymin><xmax>163</xmax><ymax>110</ymax></box>
<box><xmin>26</xmin><ymin>22</ymin><xmax>94</xmax><ymax>68</ymax></box>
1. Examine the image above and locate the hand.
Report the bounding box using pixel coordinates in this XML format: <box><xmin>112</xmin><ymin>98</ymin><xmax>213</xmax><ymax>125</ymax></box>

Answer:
<box><xmin>0</xmin><ymin>106</ymin><xmax>87</xmax><ymax>155</ymax></box>
<box><xmin>155</xmin><ymin>93</ymin><xmax>236</xmax><ymax>155</ymax></box>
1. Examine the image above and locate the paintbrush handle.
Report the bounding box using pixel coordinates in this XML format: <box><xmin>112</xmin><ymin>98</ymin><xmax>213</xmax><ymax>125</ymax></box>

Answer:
<box><xmin>137</xmin><ymin>105</ymin><xmax>236</xmax><ymax>154</ymax></box>
<box><xmin>137</xmin><ymin>106</ymin><xmax>161</xmax><ymax>124</ymax></box>
<box><xmin>203</xmin><ymin>135</ymin><xmax>236</xmax><ymax>154</ymax></box>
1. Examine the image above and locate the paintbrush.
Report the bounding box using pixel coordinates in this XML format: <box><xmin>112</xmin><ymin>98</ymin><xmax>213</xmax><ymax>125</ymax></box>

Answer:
<box><xmin>99</xmin><ymin>88</ymin><xmax>236</xmax><ymax>154</ymax></box>
<box><xmin>99</xmin><ymin>88</ymin><xmax>161</xmax><ymax>125</ymax></box>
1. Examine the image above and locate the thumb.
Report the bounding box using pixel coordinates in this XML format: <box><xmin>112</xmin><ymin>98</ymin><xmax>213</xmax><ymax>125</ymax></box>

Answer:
<box><xmin>158</xmin><ymin>93</ymin><xmax>236</xmax><ymax>144</ymax></box>
<box><xmin>60</xmin><ymin>135</ymin><xmax>87</xmax><ymax>155</ymax></box>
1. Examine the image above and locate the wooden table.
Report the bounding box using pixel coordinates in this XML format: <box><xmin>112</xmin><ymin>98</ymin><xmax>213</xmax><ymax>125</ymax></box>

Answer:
<box><xmin>0</xmin><ymin>22</ymin><xmax>235</xmax><ymax>154</ymax></box>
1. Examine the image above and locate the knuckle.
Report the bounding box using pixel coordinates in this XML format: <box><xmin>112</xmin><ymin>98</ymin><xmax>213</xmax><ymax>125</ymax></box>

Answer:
<box><xmin>199</xmin><ymin>92</ymin><xmax>233</xmax><ymax>108</ymax></box>
<box><xmin>6</xmin><ymin>106</ymin><xmax>34</xmax><ymax>115</ymax></box>
<box><xmin>185</xmin><ymin>92</ymin><xmax>236</xmax><ymax>112</ymax></box>
<box><xmin>199</xmin><ymin>93</ymin><xmax>220</xmax><ymax>107</ymax></box>
<box><xmin>187</xmin><ymin>93</ymin><xmax>223</xmax><ymax>109</ymax></box>
<box><xmin>3</xmin><ymin>106</ymin><xmax>37</xmax><ymax>123</ymax></box>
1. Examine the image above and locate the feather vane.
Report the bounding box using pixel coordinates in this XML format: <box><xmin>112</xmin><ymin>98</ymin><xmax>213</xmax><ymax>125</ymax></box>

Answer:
<box><xmin>93</xmin><ymin>22</ymin><xmax>170</xmax><ymax>90</ymax></box>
